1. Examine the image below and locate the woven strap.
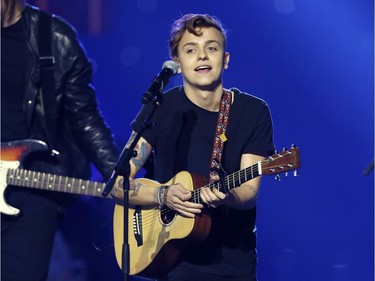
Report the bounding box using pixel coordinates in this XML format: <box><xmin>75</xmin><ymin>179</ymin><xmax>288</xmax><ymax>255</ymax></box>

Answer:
<box><xmin>209</xmin><ymin>90</ymin><xmax>232</xmax><ymax>183</ymax></box>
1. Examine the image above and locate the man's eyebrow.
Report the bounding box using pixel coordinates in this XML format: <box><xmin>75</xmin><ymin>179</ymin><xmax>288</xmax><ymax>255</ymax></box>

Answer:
<box><xmin>182</xmin><ymin>40</ymin><xmax>222</xmax><ymax>49</ymax></box>
<box><xmin>182</xmin><ymin>42</ymin><xmax>198</xmax><ymax>49</ymax></box>
<box><xmin>206</xmin><ymin>40</ymin><xmax>222</xmax><ymax>46</ymax></box>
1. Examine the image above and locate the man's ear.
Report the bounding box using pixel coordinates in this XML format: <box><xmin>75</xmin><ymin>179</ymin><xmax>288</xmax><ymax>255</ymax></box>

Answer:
<box><xmin>173</xmin><ymin>57</ymin><xmax>182</xmax><ymax>73</ymax></box>
<box><xmin>223</xmin><ymin>52</ymin><xmax>230</xmax><ymax>69</ymax></box>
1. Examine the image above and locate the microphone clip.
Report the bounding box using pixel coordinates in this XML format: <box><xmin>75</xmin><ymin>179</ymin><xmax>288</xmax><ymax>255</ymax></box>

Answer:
<box><xmin>141</xmin><ymin>60</ymin><xmax>179</xmax><ymax>104</ymax></box>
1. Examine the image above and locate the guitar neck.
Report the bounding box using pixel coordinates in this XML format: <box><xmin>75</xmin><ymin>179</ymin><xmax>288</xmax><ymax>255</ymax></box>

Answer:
<box><xmin>191</xmin><ymin>162</ymin><xmax>260</xmax><ymax>203</ymax></box>
<box><xmin>6</xmin><ymin>168</ymin><xmax>106</xmax><ymax>198</ymax></box>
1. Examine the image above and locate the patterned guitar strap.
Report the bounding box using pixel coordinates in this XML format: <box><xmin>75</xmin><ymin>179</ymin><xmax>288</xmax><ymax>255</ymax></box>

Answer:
<box><xmin>209</xmin><ymin>89</ymin><xmax>232</xmax><ymax>187</ymax></box>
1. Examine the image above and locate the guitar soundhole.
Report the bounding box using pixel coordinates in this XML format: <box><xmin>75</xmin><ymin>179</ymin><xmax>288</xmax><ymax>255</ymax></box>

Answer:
<box><xmin>160</xmin><ymin>208</ymin><xmax>176</xmax><ymax>225</ymax></box>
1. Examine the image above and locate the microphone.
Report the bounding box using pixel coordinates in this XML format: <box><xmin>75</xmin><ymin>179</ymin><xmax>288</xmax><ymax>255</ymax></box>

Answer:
<box><xmin>141</xmin><ymin>60</ymin><xmax>179</xmax><ymax>104</ymax></box>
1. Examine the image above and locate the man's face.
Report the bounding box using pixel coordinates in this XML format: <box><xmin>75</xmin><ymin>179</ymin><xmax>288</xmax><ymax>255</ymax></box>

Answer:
<box><xmin>176</xmin><ymin>27</ymin><xmax>229</xmax><ymax>91</ymax></box>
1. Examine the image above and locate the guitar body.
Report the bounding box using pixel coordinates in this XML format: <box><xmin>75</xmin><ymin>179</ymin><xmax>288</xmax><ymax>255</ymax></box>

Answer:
<box><xmin>0</xmin><ymin>140</ymin><xmax>48</xmax><ymax>215</ymax></box>
<box><xmin>113</xmin><ymin>171</ymin><xmax>211</xmax><ymax>278</ymax></box>
<box><xmin>1</xmin><ymin>139</ymin><xmax>48</xmax><ymax>162</ymax></box>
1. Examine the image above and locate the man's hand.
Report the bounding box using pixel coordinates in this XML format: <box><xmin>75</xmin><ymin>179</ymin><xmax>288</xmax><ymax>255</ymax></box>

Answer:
<box><xmin>164</xmin><ymin>183</ymin><xmax>203</xmax><ymax>218</ymax></box>
<box><xmin>200</xmin><ymin>186</ymin><xmax>227</xmax><ymax>208</ymax></box>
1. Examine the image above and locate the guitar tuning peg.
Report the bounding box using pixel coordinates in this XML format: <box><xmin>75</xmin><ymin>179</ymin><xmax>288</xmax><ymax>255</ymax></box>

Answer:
<box><xmin>274</xmin><ymin>149</ymin><xmax>282</xmax><ymax>157</ymax></box>
<box><xmin>293</xmin><ymin>170</ymin><xmax>299</xmax><ymax>177</ymax></box>
<box><xmin>282</xmin><ymin>147</ymin><xmax>287</xmax><ymax>152</ymax></box>
<box><xmin>285</xmin><ymin>171</ymin><xmax>289</xmax><ymax>177</ymax></box>
<box><xmin>274</xmin><ymin>174</ymin><xmax>281</xmax><ymax>181</ymax></box>
<box><xmin>291</xmin><ymin>144</ymin><xmax>297</xmax><ymax>148</ymax></box>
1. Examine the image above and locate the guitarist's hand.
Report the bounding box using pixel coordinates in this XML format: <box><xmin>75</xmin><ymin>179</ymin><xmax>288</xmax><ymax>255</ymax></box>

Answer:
<box><xmin>165</xmin><ymin>184</ymin><xmax>203</xmax><ymax>218</ymax></box>
<box><xmin>200</xmin><ymin>187</ymin><xmax>227</xmax><ymax>208</ymax></box>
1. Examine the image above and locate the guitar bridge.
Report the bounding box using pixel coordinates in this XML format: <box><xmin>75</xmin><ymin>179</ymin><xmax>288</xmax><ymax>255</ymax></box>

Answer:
<box><xmin>133</xmin><ymin>205</ymin><xmax>143</xmax><ymax>246</ymax></box>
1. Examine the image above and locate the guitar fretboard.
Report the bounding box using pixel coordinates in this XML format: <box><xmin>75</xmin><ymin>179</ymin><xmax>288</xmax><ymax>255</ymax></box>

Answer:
<box><xmin>191</xmin><ymin>162</ymin><xmax>260</xmax><ymax>204</ymax></box>
<box><xmin>6</xmin><ymin>168</ymin><xmax>106</xmax><ymax>198</ymax></box>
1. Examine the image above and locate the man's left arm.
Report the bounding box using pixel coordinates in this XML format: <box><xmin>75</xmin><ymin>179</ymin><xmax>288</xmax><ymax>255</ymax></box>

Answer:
<box><xmin>223</xmin><ymin>153</ymin><xmax>266</xmax><ymax>209</ymax></box>
<box><xmin>60</xmin><ymin>25</ymin><xmax>119</xmax><ymax>179</ymax></box>
<box><xmin>200</xmin><ymin>153</ymin><xmax>266</xmax><ymax>210</ymax></box>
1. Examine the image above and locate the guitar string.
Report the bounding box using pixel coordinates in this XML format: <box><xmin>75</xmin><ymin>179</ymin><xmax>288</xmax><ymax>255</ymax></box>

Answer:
<box><xmin>3</xmin><ymin>152</ymin><xmax>293</xmax><ymax>232</ymax></box>
<box><xmin>5</xmin><ymin>168</ymin><xmax>105</xmax><ymax>197</ymax></box>
<box><xmin>5</xmin><ymin>153</ymin><xmax>288</xmax><ymax>228</ymax></box>
<box><xmin>137</xmin><ymin>149</ymin><xmax>297</xmax><ymax>227</ymax></box>
<box><xmin>137</xmin><ymin>164</ymin><xmax>260</xmax><ymax>227</ymax></box>
<box><xmin>128</xmin><ymin>149</ymin><xmax>296</xmax><ymax>238</ymax></box>
<box><xmin>4</xmin><ymin>152</ymin><xmax>289</xmax><ymax>235</ymax></box>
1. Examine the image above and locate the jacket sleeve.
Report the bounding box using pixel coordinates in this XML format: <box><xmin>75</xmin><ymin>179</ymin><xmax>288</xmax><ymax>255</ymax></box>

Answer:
<box><xmin>52</xmin><ymin>16</ymin><xmax>120</xmax><ymax>180</ymax></box>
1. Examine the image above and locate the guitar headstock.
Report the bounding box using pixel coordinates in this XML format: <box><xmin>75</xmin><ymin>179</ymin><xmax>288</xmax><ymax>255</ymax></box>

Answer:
<box><xmin>261</xmin><ymin>145</ymin><xmax>301</xmax><ymax>179</ymax></box>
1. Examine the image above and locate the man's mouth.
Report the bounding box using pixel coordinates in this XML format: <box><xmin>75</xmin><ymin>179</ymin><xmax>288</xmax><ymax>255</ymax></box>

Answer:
<box><xmin>195</xmin><ymin>65</ymin><xmax>212</xmax><ymax>72</ymax></box>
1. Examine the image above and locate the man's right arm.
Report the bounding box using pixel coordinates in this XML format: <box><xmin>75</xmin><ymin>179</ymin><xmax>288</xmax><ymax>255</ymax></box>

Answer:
<box><xmin>115</xmin><ymin>131</ymin><xmax>159</xmax><ymax>206</ymax></box>
<box><xmin>112</xmin><ymin>130</ymin><xmax>203</xmax><ymax>217</ymax></box>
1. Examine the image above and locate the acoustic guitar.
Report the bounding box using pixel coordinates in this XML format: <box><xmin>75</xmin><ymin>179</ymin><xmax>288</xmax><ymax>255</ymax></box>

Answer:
<box><xmin>113</xmin><ymin>145</ymin><xmax>300</xmax><ymax>278</ymax></box>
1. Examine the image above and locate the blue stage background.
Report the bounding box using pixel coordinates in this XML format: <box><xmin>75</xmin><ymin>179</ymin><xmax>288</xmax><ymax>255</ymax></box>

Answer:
<box><xmin>29</xmin><ymin>1</ymin><xmax>374</xmax><ymax>280</ymax></box>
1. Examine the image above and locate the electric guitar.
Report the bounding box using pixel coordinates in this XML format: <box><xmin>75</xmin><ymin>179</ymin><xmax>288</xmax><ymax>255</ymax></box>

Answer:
<box><xmin>113</xmin><ymin>145</ymin><xmax>301</xmax><ymax>278</ymax></box>
<box><xmin>0</xmin><ymin>139</ymin><xmax>113</xmax><ymax>216</ymax></box>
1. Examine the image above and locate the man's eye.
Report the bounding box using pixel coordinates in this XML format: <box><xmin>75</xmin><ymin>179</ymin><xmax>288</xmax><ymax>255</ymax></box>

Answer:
<box><xmin>207</xmin><ymin>46</ymin><xmax>218</xmax><ymax>51</ymax></box>
<box><xmin>186</xmin><ymin>49</ymin><xmax>195</xmax><ymax>54</ymax></box>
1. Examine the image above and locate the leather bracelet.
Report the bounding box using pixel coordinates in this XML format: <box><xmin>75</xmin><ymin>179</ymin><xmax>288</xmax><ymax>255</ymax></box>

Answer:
<box><xmin>157</xmin><ymin>185</ymin><xmax>167</xmax><ymax>208</ymax></box>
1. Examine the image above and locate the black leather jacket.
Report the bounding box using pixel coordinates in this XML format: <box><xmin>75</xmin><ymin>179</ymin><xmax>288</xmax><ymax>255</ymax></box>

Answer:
<box><xmin>21</xmin><ymin>5</ymin><xmax>119</xmax><ymax>180</ymax></box>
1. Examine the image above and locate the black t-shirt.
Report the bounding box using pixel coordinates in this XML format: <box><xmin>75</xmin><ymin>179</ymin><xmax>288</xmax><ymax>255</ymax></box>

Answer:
<box><xmin>1</xmin><ymin>17</ymin><xmax>28</xmax><ymax>142</ymax></box>
<box><xmin>131</xmin><ymin>86</ymin><xmax>274</xmax><ymax>275</ymax></box>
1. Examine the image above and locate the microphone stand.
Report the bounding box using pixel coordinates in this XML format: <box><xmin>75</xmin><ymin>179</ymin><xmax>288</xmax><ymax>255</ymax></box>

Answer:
<box><xmin>103</xmin><ymin>89</ymin><xmax>165</xmax><ymax>281</ymax></box>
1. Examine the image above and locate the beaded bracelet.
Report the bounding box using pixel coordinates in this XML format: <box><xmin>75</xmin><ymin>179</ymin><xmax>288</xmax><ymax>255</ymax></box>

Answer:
<box><xmin>157</xmin><ymin>185</ymin><xmax>167</xmax><ymax>208</ymax></box>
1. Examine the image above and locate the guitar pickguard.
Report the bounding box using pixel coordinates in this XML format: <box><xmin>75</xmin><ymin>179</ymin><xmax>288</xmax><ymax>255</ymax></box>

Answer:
<box><xmin>0</xmin><ymin>160</ymin><xmax>22</xmax><ymax>215</ymax></box>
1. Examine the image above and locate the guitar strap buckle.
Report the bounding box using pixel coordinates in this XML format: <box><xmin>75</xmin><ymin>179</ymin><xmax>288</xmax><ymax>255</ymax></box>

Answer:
<box><xmin>39</xmin><ymin>56</ymin><xmax>55</xmax><ymax>70</ymax></box>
